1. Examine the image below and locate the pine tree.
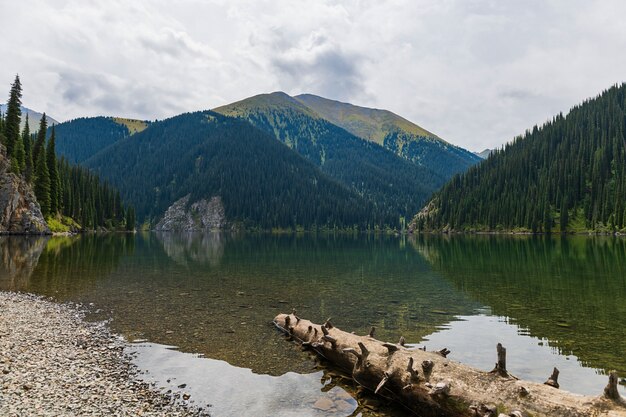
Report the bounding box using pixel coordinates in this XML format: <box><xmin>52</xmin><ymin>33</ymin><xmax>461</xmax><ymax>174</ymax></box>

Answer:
<box><xmin>0</xmin><ymin>111</ymin><xmax>5</xmax><ymax>147</ymax></box>
<box><xmin>125</xmin><ymin>206</ymin><xmax>135</xmax><ymax>231</ymax></box>
<box><xmin>12</xmin><ymin>131</ymin><xmax>25</xmax><ymax>173</ymax></box>
<box><xmin>22</xmin><ymin>115</ymin><xmax>33</xmax><ymax>182</ymax></box>
<box><xmin>560</xmin><ymin>198</ymin><xmax>568</xmax><ymax>232</ymax></box>
<box><xmin>4</xmin><ymin>75</ymin><xmax>22</xmax><ymax>159</ymax></box>
<box><xmin>47</xmin><ymin>125</ymin><xmax>60</xmax><ymax>214</ymax></box>
<box><xmin>33</xmin><ymin>113</ymin><xmax>47</xmax><ymax>171</ymax></box>
<box><xmin>34</xmin><ymin>143</ymin><xmax>51</xmax><ymax>216</ymax></box>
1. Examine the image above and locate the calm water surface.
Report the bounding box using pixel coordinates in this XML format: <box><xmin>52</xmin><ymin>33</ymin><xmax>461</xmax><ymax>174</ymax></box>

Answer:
<box><xmin>1</xmin><ymin>233</ymin><xmax>624</xmax><ymax>416</ymax></box>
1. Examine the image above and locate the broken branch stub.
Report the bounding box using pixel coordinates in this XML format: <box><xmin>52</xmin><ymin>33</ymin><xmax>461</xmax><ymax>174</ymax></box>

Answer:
<box><xmin>605</xmin><ymin>371</ymin><xmax>621</xmax><ymax>401</ymax></box>
<box><xmin>544</xmin><ymin>367</ymin><xmax>560</xmax><ymax>389</ymax></box>
<box><xmin>490</xmin><ymin>343</ymin><xmax>510</xmax><ymax>377</ymax></box>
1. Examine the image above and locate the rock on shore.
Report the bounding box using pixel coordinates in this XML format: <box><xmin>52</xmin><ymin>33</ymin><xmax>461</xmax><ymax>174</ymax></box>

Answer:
<box><xmin>155</xmin><ymin>195</ymin><xmax>226</xmax><ymax>232</ymax></box>
<box><xmin>0</xmin><ymin>145</ymin><xmax>49</xmax><ymax>235</ymax></box>
<box><xmin>0</xmin><ymin>291</ymin><xmax>208</xmax><ymax>416</ymax></box>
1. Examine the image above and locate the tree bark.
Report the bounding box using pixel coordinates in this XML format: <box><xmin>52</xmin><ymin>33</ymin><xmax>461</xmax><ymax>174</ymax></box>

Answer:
<box><xmin>274</xmin><ymin>313</ymin><xmax>626</xmax><ymax>417</ymax></box>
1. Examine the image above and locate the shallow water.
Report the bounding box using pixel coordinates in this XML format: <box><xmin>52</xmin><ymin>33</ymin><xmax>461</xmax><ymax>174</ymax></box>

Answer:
<box><xmin>1</xmin><ymin>232</ymin><xmax>624</xmax><ymax>415</ymax></box>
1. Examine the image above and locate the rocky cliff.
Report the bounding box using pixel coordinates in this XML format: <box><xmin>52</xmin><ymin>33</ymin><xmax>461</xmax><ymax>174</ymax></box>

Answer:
<box><xmin>0</xmin><ymin>145</ymin><xmax>50</xmax><ymax>235</ymax></box>
<box><xmin>154</xmin><ymin>195</ymin><xmax>226</xmax><ymax>232</ymax></box>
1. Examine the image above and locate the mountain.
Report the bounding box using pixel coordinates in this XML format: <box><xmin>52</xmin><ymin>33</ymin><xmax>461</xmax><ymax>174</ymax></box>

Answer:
<box><xmin>52</xmin><ymin>116</ymin><xmax>148</xmax><ymax>163</ymax></box>
<box><xmin>83</xmin><ymin>111</ymin><xmax>382</xmax><ymax>230</ymax></box>
<box><xmin>0</xmin><ymin>105</ymin><xmax>59</xmax><ymax>132</ymax></box>
<box><xmin>474</xmin><ymin>149</ymin><xmax>493</xmax><ymax>159</ymax></box>
<box><xmin>214</xmin><ymin>92</ymin><xmax>444</xmax><ymax>224</ymax></box>
<box><xmin>413</xmin><ymin>83</ymin><xmax>626</xmax><ymax>233</ymax></box>
<box><xmin>293</xmin><ymin>93</ymin><xmax>481</xmax><ymax>178</ymax></box>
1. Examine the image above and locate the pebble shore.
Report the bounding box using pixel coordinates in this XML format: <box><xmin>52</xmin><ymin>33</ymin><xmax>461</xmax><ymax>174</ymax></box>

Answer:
<box><xmin>0</xmin><ymin>291</ymin><xmax>209</xmax><ymax>416</ymax></box>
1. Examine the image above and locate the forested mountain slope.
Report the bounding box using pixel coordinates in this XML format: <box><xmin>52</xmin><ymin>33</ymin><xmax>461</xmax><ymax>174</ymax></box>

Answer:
<box><xmin>52</xmin><ymin>117</ymin><xmax>148</xmax><ymax>163</ymax></box>
<box><xmin>414</xmin><ymin>84</ymin><xmax>626</xmax><ymax>233</ymax></box>
<box><xmin>84</xmin><ymin>111</ymin><xmax>387</xmax><ymax>230</ymax></box>
<box><xmin>214</xmin><ymin>92</ymin><xmax>444</xmax><ymax>224</ymax></box>
<box><xmin>294</xmin><ymin>93</ymin><xmax>481</xmax><ymax>178</ymax></box>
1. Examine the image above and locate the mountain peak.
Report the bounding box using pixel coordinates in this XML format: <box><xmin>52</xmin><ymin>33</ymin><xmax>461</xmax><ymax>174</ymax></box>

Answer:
<box><xmin>0</xmin><ymin>104</ymin><xmax>60</xmax><ymax>131</ymax></box>
<box><xmin>213</xmin><ymin>91</ymin><xmax>318</xmax><ymax>118</ymax></box>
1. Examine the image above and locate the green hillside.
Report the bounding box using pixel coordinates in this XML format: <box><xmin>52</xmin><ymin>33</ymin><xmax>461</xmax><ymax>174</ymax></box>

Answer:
<box><xmin>414</xmin><ymin>83</ymin><xmax>626</xmax><ymax>233</ymax></box>
<box><xmin>214</xmin><ymin>92</ymin><xmax>444</xmax><ymax>225</ymax></box>
<box><xmin>52</xmin><ymin>116</ymin><xmax>148</xmax><ymax>163</ymax></box>
<box><xmin>294</xmin><ymin>93</ymin><xmax>481</xmax><ymax>178</ymax></box>
<box><xmin>83</xmin><ymin>111</ymin><xmax>387</xmax><ymax>230</ymax></box>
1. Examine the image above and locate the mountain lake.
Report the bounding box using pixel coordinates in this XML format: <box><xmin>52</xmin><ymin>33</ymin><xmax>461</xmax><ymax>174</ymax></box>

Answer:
<box><xmin>1</xmin><ymin>233</ymin><xmax>624</xmax><ymax>416</ymax></box>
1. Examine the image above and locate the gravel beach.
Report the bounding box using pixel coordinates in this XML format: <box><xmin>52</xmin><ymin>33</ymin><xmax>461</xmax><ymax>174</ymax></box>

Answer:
<box><xmin>0</xmin><ymin>291</ymin><xmax>208</xmax><ymax>416</ymax></box>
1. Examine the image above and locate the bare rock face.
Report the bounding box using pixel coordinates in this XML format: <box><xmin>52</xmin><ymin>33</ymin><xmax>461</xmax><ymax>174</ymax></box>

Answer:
<box><xmin>155</xmin><ymin>195</ymin><xmax>226</xmax><ymax>232</ymax></box>
<box><xmin>0</xmin><ymin>145</ymin><xmax>49</xmax><ymax>235</ymax></box>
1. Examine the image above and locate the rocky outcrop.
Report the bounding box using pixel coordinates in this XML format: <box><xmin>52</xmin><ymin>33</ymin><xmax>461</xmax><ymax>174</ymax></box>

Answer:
<box><xmin>155</xmin><ymin>195</ymin><xmax>226</xmax><ymax>232</ymax></box>
<box><xmin>0</xmin><ymin>145</ymin><xmax>49</xmax><ymax>235</ymax></box>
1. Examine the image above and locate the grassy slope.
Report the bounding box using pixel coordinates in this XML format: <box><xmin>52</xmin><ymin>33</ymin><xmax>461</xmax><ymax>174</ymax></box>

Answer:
<box><xmin>294</xmin><ymin>93</ymin><xmax>438</xmax><ymax>144</ymax></box>
<box><xmin>113</xmin><ymin>117</ymin><xmax>148</xmax><ymax>134</ymax></box>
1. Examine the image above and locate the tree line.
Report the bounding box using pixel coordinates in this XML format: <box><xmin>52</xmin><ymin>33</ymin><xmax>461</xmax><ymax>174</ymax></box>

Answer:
<box><xmin>0</xmin><ymin>75</ymin><xmax>134</xmax><ymax>231</ymax></box>
<box><xmin>416</xmin><ymin>83</ymin><xmax>626</xmax><ymax>233</ymax></box>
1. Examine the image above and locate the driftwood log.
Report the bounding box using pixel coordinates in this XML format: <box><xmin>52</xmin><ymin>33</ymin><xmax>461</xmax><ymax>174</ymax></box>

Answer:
<box><xmin>274</xmin><ymin>313</ymin><xmax>626</xmax><ymax>417</ymax></box>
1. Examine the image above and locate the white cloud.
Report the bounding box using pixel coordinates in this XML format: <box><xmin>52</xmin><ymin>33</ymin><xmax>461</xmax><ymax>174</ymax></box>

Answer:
<box><xmin>1</xmin><ymin>0</ymin><xmax>625</xmax><ymax>151</ymax></box>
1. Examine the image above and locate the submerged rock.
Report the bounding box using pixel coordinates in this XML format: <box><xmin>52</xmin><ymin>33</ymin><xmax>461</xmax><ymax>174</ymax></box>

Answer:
<box><xmin>155</xmin><ymin>195</ymin><xmax>226</xmax><ymax>232</ymax></box>
<box><xmin>0</xmin><ymin>145</ymin><xmax>49</xmax><ymax>234</ymax></box>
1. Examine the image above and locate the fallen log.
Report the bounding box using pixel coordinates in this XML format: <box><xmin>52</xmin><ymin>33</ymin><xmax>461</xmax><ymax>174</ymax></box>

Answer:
<box><xmin>274</xmin><ymin>313</ymin><xmax>626</xmax><ymax>417</ymax></box>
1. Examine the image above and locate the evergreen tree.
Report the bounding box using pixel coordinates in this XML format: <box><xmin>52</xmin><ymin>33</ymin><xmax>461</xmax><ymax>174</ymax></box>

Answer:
<box><xmin>125</xmin><ymin>206</ymin><xmax>135</xmax><ymax>231</ymax></box>
<box><xmin>33</xmin><ymin>113</ymin><xmax>47</xmax><ymax>170</ymax></box>
<box><xmin>560</xmin><ymin>198</ymin><xmax>568</xmax><ymax>233</ymax></box>
<box><xmin>22</xmin><ymin>115</ymin><xmax>33</xmax><ymax>182</ymax></box>
<box><xmin>4</xmin><ymin>75</ymin><xmax>22</xmax><ymax>158</ymax></box>
<box><xmin>47</xmin><ymin>125</ymin><xmax>60</xmax><ymax>214</ymax></box>
<box><xmin>12</xmin><ymin>130</ymin><xmax>25</xmax><ymax>173</ymax></box>
<box><xmin>34</xmin><ymin>142</ymin><xmax>50</xmax><ymax>216</ymax></box>
<box><xmin>0</xmin><ymin>111</ymin><xmax>5</xmax><ymax>147</ymax></box>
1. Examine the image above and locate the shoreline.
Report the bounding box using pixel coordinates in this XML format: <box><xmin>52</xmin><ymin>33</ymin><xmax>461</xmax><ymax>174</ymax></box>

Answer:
<box><xmin>0</xmin><ymin>291</ymin><xmax>208</xmax><ymax>416</ymax></box>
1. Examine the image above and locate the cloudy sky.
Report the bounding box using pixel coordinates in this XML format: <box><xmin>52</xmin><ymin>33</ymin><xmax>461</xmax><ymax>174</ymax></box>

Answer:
<box><xmin>1</xmin><ymin>0</ymin><xmax>625</xmax><ymax>151</ymax></box>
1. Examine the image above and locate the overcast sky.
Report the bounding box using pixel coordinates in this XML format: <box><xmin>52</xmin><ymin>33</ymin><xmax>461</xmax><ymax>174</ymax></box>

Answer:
<box><xmin>1</xmin><ymin>0</ymin><xmax>625</xmax><ymax>151</ymax></box>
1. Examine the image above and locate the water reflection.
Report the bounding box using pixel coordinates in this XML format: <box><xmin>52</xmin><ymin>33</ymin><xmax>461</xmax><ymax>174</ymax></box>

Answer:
<box><xmin>155</xmin><ymin>232</ymin><xmax>224</xmax><ymax>267</ymax></box>
<box><xmin>413</xmin><ymin>234</ymin><xmax>626</xmax><ymax>378</ymax></box>
<box><xmin>420</xmin><ymin>314</ymin><xmax>624</xmax><ymax>396</ymax></box>
<box><xmin>131</xmin><ymin>342</ymin><xmax>359</xmax><ymax>417</ymax></box>
<box><xmin>0</xmin><ymin>236</ymin><xmax>47</xmax><ymax>289</ymax></box>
